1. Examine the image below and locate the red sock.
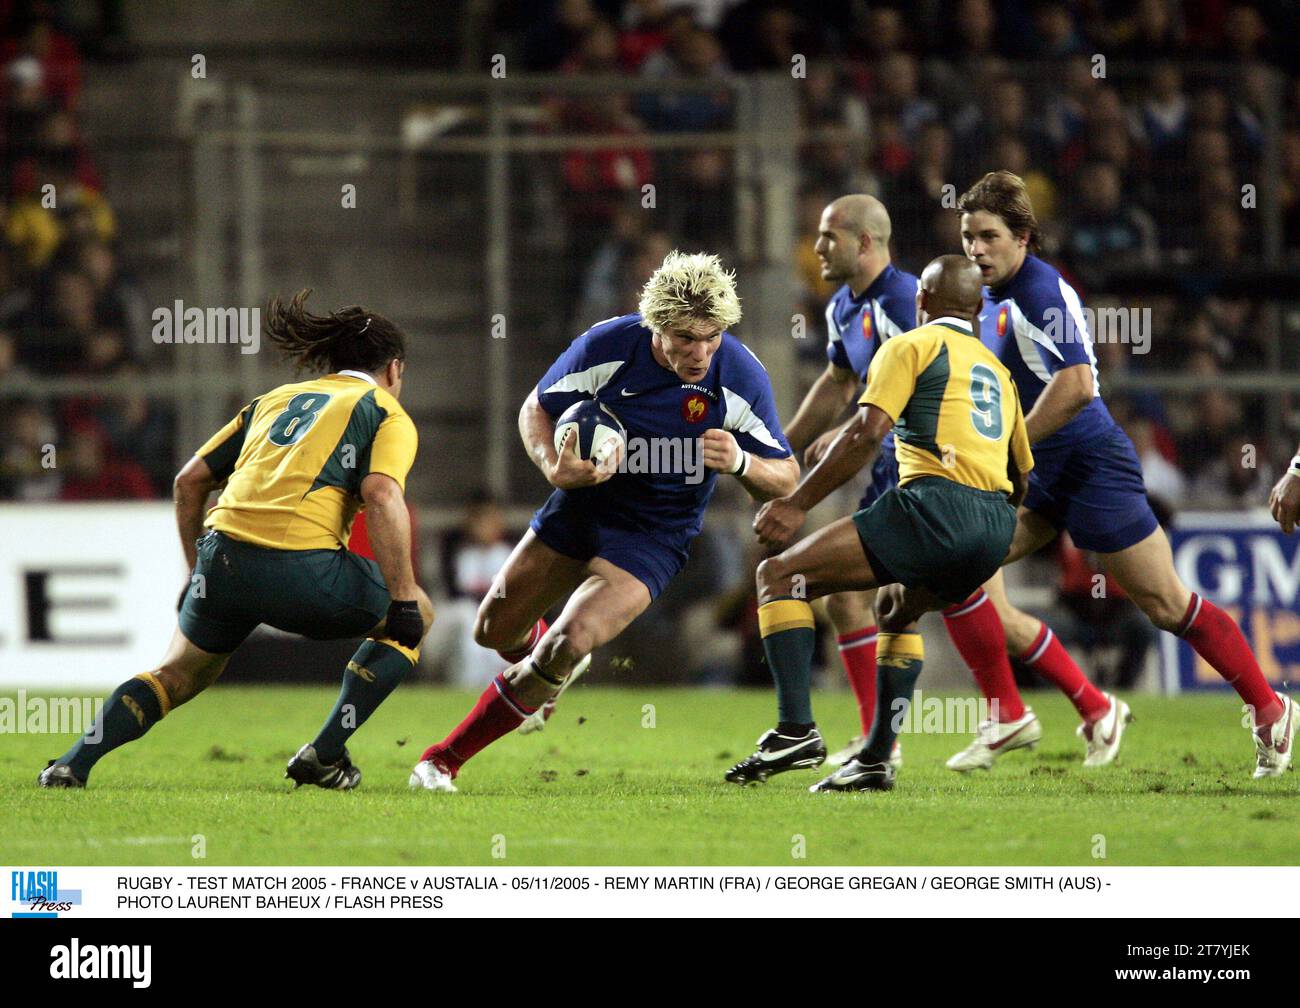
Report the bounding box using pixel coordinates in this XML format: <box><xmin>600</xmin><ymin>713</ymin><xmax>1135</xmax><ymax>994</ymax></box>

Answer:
<box><xmin>942</xmin><ymin>590</ymin><xmax>1025</xmax><ymax>722</ymax></box>
<box><xmin>1179</xmin><ymin>594</ymin><xmax>1282</xmax><ymax>726</ymax></box>
<box><xmin>421</xmin><ymin>673</ymin><xmax>538</xmax><ymax>776</ymax></box>
<box><xmin>1020</xmin><ymin>623</ymin><xmax>1110</xmax><ymax>722</ymax></box>
<box><xmin>836</xmin><ymin>626</ymin><xmax>878</xmax><ymax>736</ymax></box>
<box><xmin>497</xmin><ymin>618</ymin><xmax>548</xmax><ymax>664</ymax></box>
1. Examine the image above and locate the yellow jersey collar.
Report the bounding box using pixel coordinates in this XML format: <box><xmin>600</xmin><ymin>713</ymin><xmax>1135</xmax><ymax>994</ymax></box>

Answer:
<box><xmin>336</xmin><ymin>369</ymin><xmax>377</xmax><ymax>385</ymax></box>
<box><xmin>929</xmin><ymin>316</ymin><xmax>973</xmax><ymax>333</ymax></box>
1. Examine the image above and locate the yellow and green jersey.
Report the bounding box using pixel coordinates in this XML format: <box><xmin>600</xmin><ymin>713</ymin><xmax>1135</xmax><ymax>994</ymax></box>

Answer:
<box><xmin>196</xmin><ymin>373</ymin><xmax>417</xmax><ymax>551</ymax></box>
<box><xmin>860</xmin><ymin>317</ymin><xmax>1033</xmax><ymax>495</ymax></box>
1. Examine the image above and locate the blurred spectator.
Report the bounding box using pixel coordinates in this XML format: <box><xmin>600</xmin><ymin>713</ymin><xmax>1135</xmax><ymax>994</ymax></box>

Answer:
<box><xmin>618</xmin><ymin>0</ymin><xmax>685</xmax><ymax>71</ymax></box>
<box><xmin>0</xmin><ymin>327</ymin><xmax>33</xmax><ymax>383</ymax></box>
<box><xmin>0</xmin><ymin>399</ymin><xmax>59</xmax><ymax>500</ymax></box>
<box><xmin>1110</xmin><ymin>0</ymin><xmax>1184</xmax><ymax>58</ymax></box>
<box><xmin>521</xmin><ymin>0</ymin><xmax>601</xmax><ymax>71</ymax></box>
<box><xmin>57</xmin><ymin>421</ymin><xmax>154</xmax><ymax>500</ymax></box>
<box><xmin>1064</xmin><ymin>161</ymin><xmax>1158</xmax><ymax>273</ymax></box>
<box><xmin>1136</xmin><ymin>62</ymin><xmax>1188</xmax><ymax>155</ymax></box>
<box><xmin>573</xmin><ymin>198</ymin><xmax>650</xmax><ymax>325</ymax></box>
<box><xmin>0</xmin><ymin>6</ymin><xmax>82</xmax><ymax>109</ymax></box>
<box><xmin>1029</xmin><ymin>2</ymin><xmax>1084</xmax><ymax>58</ymax></box>
<box><xmin>436</xmin><ymin>494</ymin><xmax>514</xmax><ymax>687</ymax></box>
<box><xmin>6</xmin><ymin>149</ymin><xmax>114</xmax><ymax>271</ymax></box>
<box><xmin>637</xmin><ymin>25</ymin><xmax>731</xmax><ymax>132</ymax></box>
<box><xmin>1187</xmin><ymin>433</ymin><xmax>1275</xmax><ymax>508</ymax></box>
<box><xmin>1124</xmin><ymin>414</ymin><xmax>1187</xmax><ymax>509</ymax></box>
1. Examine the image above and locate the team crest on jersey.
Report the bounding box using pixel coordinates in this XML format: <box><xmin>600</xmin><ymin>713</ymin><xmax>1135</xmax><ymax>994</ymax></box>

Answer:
<box><xmin>861</xmin><ymin>310</ymin><xmax>873</xmax><ymax>341</ymax></box>
<box><xmin>681</xmin><ymin>393</ymin><xmax>709</xmax><ymax>423</ymax></box>
<box><xmin>996</xmin><ymin>305</ymin><xmax>1009</xmax><ymax>338</ymax></box>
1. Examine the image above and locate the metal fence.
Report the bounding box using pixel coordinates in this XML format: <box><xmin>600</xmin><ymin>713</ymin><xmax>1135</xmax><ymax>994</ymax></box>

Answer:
<box><xmin>3</xmin><ymin>61</ymin><xmax>1297</xmax><ymax>511</ymax></box>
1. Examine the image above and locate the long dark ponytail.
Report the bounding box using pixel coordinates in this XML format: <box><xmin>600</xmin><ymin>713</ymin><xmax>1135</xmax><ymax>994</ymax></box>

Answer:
<box><xmin>264</xmin><ymin>289</ymin><xmax>407</xmax><ymax>374</ymax></box>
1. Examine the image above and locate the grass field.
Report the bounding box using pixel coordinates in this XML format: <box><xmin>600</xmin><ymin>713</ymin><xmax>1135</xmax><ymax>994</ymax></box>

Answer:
<box><xmin>1</xmin><ymin>685</ymin><xmax>1294</xmax><ymax>866</ymax></box>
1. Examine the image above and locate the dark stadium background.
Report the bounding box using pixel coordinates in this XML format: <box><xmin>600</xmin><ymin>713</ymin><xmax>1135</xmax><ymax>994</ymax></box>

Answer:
<box><xmin>2</xmin><ymin>0</ymin><xmax>1298</xmax><ymax>689</ymax></box>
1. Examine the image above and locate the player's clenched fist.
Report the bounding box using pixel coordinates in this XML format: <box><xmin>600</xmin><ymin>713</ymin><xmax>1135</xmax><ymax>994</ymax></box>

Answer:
<box><xmin>547</xmin><ymin>428</ymin><xmax>617</xmax><ymax>490</ymax></box>
<box><xmin>753</xmin><ymin>496</ymin><xmax>806</xmax><ymax>549</ymax></box>
<box><xmin>1269</xmin><ymin>469</ymin><xmax>1300</xmax><ymax>534</ymax></box>
<box><xmin>701</xmin><ymin>428</ymin><xmax>747</xmax><ymax>475</ymax></box>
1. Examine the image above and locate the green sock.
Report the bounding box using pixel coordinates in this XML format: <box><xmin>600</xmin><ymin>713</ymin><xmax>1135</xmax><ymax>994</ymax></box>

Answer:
<box><xmin>60</xmin><ymin>676</ymin><xmax>166</xmax><ymax>781</ymax></box>
<box><xmin>758</xmin><ymin>597</ymin><xmax>817</xmax><ymax>726</ymax></box>
<box><xmin>312</xmin><ymin>639</ymin><xmax>414</xmax><ymax>763</ymax></box>
<box><xmin>862</xmin><ymin>632</ymin><xmax>923</xmax><ymax>764</ymax></box>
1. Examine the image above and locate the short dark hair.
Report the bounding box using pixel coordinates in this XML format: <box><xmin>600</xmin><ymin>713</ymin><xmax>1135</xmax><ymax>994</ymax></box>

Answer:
<box><xmin>957</xmin><ymin>170</ymin><xmax>1041</xmax><ymax>252</ymax></box>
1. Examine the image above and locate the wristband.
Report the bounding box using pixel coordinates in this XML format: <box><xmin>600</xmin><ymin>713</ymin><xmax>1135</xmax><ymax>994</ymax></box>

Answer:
<box><xmin>732</xmin><ymin>450</ymin><xmax>750</xmax><ymax>478</ymax></box>
<box><xmin>1289</xmin><ymin>455</ymin><xmax>1300</xmax><ymax>478</ymax></box>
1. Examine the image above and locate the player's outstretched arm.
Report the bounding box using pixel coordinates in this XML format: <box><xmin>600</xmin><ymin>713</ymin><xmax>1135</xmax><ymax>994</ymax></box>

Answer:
<box><xmin>784</xmin><ymin>362</ymin><xmax>859</xmax><ymax>457</ymax></box>
<box><xmin>518</xmin><ymin>389</ymin><xmax>613</xmax><ymax>490</ymax></box>
<box><xmin>753</xmin><ymin>404</ymin><xmax>891</xmax><ymax>549</ymax></box>
<box><xmin>1269</xmin><ymin>446</ymin><xmax>1300</xmax><ymax>534</ymax></box>
<box><xmin>173</xmin><ymin>454</ymin><xmax>220</xmax><ymax>572</ymax></box>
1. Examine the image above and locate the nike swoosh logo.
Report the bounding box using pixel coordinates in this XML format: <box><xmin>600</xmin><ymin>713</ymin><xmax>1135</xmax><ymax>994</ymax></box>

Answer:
<box><xmin>1277</xmin><ymin>702</ymin><xmax>1292</xmax><ymax>755</ymax></box>
<box><xmin>759</xmin><ymin>739</ymin><xmax>815</xmax><ymax>762</ymax></box>
<box><xmin>620</xmin><ymin>388</ymin><xmax>638</xmax><ymax>397</ymax></box>
<box><xmin>988</xmin><ymin>722</ymin><xmax>1032</xmax><ymax>751</ymax></box>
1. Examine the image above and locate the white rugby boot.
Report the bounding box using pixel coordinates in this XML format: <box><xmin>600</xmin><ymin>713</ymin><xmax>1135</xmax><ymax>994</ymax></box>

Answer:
<box><xmin>1252</xmin><ymin>693</ymin><xmax>1295</xmax><ymax>779</ymax></box>
<box><xmin>946</xmin><ymin>708</ymin><xmax>1042</xmax><ymax>771</ymax></box>
<box><xmin>1078</xmin><ymin>693</ymin><xmax>1133</xmax><ymax>767</ymax></box>
<box><xmin>409</xmin><ymin>758</ymin><xmax>457</xmax><ymax>793</ymax></box>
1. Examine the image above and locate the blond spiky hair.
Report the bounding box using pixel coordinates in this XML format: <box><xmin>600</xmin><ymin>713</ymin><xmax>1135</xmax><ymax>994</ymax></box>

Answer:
<box><xmin>637</xmin><ymin>250</ymin><xmax>742</xmax><ymax>333</ymax></box>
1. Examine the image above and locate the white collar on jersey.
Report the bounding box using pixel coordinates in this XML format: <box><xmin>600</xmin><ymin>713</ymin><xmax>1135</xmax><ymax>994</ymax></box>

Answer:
<box><xmin>928</xmin><ymin>316</ymin><xmax>973</xmax><ymax>332</ymax></box>
<box><xmin>336</xmin><ymin>369</ymin><xmax>377</xmax><ymax>385</ymax></box>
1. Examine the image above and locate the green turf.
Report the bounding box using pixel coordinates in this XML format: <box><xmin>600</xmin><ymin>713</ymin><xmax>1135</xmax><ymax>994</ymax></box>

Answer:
<box><xmin>0</xmin><ymin>685</ymin><xmax>1293</xmax><ymax>866</ymax></box>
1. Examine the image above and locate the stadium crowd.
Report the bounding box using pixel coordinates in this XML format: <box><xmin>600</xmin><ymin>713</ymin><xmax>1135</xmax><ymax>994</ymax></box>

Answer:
<box><xmin>1</xmin><ymin>0</ymin><xmax>1298</xmax><ymax>685</ymax></box>
<box><xmin>0</xmin><ymin>3</ymin><xmax>162</xmax><ymax>502</ymax></box>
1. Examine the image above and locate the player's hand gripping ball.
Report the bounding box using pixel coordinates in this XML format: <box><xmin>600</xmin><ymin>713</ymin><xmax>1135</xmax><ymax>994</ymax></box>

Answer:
<box><xmin>553</xmin><ymin>400</ymin><xmax>627</xmax><ymax>473</ymax></box>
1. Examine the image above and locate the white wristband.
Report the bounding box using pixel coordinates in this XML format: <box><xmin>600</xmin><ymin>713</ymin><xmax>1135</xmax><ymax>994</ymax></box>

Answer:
<box><xmin>1289</xmin><ymin>455</ymin><xmax>1300</xmax><ymax>478</ymax></box>
<box><xmin>731</xmin><ymin>450</ymin><xmax>750</xmax><ymax>478</ymax></box>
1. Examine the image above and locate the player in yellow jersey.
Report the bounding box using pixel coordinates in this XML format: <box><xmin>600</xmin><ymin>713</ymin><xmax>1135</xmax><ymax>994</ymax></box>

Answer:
<box><xmin>38</xmin><ymin>291</ymin><xmax>433</xmax><ymax>791</ymax></box>
<box><xmin>727</xmin><ymin>256</ymin><xmax>1034</xmax><ymax>792</ymax></box>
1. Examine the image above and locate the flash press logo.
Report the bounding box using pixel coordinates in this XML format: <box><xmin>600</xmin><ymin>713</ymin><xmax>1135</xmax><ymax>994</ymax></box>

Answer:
<box><xmin>50</xmin><ymin>939</ymin><xmax>151</xmax><ymax>988</ymax></box>
<box><xmin>10</xmin><ymin>870</ymin><xmax>80</xmax><ymax>918</ymax></box>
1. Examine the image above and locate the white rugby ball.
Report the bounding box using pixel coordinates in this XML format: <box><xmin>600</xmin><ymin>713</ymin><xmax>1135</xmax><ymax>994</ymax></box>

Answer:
<box><xmin>554</xmin><ymin>399</ymin><xmax>626</xmax><ymax>468</ymax></box>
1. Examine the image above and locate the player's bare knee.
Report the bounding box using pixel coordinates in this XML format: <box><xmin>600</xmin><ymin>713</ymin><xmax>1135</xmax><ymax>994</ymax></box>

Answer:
<box><xmin>756</xmin><ymin>556</ymin><xmax>796</xmax><ymax>604</ymax></box>
<box><xmin>472</xmin><ymin>604</ymin><xmax>513</xmax><ymax>650</ymax></box>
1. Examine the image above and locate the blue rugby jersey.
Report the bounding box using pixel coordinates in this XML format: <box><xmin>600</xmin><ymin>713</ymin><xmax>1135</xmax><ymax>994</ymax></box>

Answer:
<box><xmin>823</xmin><ymin>263</ymin><xmax>918</xmax><ymax>380</ymax></box>
<box><xmin>535</xmin><ymin>314</ymin><xmax>792</xmax><ymax>537</ymax></box>
<box><xmin>823</xmin><ymin>262</ymin><xmax>917</xmax><ymax>454</ymax></box>
<box><xmin>982</xmin><ymin>254</ymin><xmax>1119</xmax><ymax>453</ymax></box>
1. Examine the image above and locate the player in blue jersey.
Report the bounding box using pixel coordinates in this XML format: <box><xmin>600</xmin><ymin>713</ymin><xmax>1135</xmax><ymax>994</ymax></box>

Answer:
<box><xmin>409</xmin><ymin>251</ymin><xmax>798</xmax><ymax>791</ymax></box>
<box><xmin>956</xmin><ymin>171</ymin><xmax>1294</xmax><ymax>779</ymax></box>
<box><xmin>787</xmin><ymin>194</ymin><xmax>1106</xmax><ymax>771</ymax></box>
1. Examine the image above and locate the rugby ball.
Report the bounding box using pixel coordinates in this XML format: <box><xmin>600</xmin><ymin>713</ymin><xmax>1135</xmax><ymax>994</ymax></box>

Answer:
<box><xmin>554</xmin><ymin>400</ymin><xmax>626</xmax><ymax>468</ymax></box>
